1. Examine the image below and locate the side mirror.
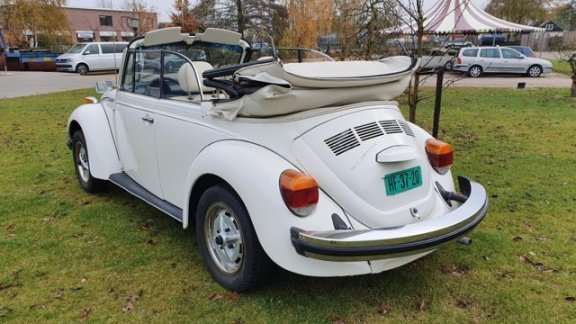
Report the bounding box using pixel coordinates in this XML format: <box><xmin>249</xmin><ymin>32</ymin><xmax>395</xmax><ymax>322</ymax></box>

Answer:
<box><xmin>83</xmin><ymin>51</ymin><xmax>90</xmax><ymax>55</ymax></box>
<box><xmin>95</xmin><ymin>80</ymin><xmax>114</xmax><ymax>94</ymax></box>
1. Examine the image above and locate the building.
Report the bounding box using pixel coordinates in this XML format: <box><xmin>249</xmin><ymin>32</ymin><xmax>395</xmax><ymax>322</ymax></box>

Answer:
<box><xmin>65</xmin><ymin>7</ymin><xmax>157</xmax><ymax>43</ymax></box>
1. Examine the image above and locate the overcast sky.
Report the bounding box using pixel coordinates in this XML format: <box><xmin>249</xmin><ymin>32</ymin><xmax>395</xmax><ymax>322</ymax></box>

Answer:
<box><xmin>67</xmin><ymin>0</ymin><xmax>489</xmax><ymax>23</ymax></box>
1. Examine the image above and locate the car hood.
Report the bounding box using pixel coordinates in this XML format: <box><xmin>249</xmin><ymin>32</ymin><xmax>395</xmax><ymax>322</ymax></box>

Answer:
<box><xmin>57</xmin><ymin>53</ymin><xmax>75</xmax><ymax>60</ymax></box>
<box><xmin>291</xmin><ymin>106</ymin><xmax>437</xmax><ymax>229</ymax></box>
<box><xmin>529</xmin><ymin>57</ymin><xmax>552</xmax><ymax>67</ymax></box>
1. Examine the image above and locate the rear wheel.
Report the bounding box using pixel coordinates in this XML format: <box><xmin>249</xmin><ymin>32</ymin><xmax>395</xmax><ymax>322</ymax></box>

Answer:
<box><xmin>196</xmin><ymin>184</ymin><xmax>272</xmax><ymax>292</ymax></box>
<box><xmin>444</xmin><ymin>61</ymin><xmax>453</xmax><ymax>71</ymax></box>
<box><xmin>527</xmin><ymin>65</ymin><xmax>542</xmax><ymax>77</ymax></box>
<box><xmin>72</xmin><ymin>130</ymin><xmax>106</xmax><ymax>193</ymax></box>
<box><xmin>468</xmin><ymin>65</ymin><xmax>482</xmax><ymax>78</ymax></box>
<box><xmin>76</xmin><ymin>63</ymin><xmax>89</xmax><ymax>75</ymax></box>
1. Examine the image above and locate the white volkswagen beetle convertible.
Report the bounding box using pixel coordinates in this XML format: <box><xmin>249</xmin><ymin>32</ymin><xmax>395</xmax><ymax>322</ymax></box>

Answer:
<box><xmin>67</xmin><ymin>27</ymin><xmax>488</xmax><ymax>291</ymax></box>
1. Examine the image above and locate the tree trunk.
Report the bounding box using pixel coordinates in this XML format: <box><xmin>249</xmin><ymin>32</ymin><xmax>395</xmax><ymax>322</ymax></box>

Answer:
<box><xmin>571</xmin><ymin>77</ymin><xmax>576</xmax><ymax>97</ymax></box>
<box><xmin>409</xmin><ymin>72</ymin><xmax>420</xmax><ymax>122</ymax></box>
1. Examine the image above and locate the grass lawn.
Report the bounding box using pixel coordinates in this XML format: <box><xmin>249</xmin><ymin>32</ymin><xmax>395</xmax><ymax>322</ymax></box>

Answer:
<box><xmin>1</xmin><ymin>88</ymin><xmax>575</xmax><ymax>322</ymax></box>
<box><xmin>551</xmin><ymin>59</ymin><xmax>573</xmax><ymax>76</ymax></box>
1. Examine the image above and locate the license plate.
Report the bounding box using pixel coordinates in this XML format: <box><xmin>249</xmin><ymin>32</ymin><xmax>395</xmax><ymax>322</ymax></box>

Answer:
<box><xmin>384</xmin><ymin>166</ymin><xmax>422</xmax><ymax>196</ymax></box>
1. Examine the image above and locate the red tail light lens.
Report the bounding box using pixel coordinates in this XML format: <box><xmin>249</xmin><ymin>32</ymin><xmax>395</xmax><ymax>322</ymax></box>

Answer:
<box><xmin>456</xmin><ymin>57</ymin><xmax>462</xmax><ymax>64</ymax></box>
<box><xmin>425</xmin><ymin>138</ymin><xmax>453</xmax><ymax>174</ymax></box>
<box><xmin>280</xmin><ymin>169</ymin><xmax>318</xmax><ymax>217</ymax></box>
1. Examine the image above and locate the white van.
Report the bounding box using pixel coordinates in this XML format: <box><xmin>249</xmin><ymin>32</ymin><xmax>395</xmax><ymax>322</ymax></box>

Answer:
<box><xmin>56</xmin><ymin>42</ymin><xmax>127</xmax><ymax>75</ymax></box>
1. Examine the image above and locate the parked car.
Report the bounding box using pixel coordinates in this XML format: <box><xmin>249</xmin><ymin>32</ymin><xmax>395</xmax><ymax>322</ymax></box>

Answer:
<box><xmin>419</xmin><ymin>48</ymin><xmax>457</xmax><ymax>72</ymax></box>
<box><xmin>507</xmin><ymin>46</ymin><xmax>536</xmax><ymax>58</ymax></box>
<box><xmin>67</xmin><ymin>27</ymin><xmax>488</xmax><ymax>291</ymax></box>
<box><xmin>453</xmin><ymin>46</ymin><xmax>552</xmax><ymax>77</ymax></box>
<box><xmin>444</xmin><ymin>38</ymin><xmax>473</xmax><ymax>48</ymax></box>
<box><xmin>477</xmin><ymin>34</ymin><xmax>507</xmax><ymax>46</ymax></box>
<box><xmin>56</xmin><ymin>42</ymin><xmax>127</xmax><ymax>75</ymax></box>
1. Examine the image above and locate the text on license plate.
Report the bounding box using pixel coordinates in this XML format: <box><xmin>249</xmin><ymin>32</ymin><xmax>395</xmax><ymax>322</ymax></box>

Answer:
<box><xmin>384</xmin><ymin>166</ymin><xmax>423</xmax><ymax>196</ymax></box>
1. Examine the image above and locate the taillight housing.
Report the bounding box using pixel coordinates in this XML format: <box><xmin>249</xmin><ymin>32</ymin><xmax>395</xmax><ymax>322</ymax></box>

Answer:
<box><xmin>425</xmin><ymin>138</ymin><xmax>453</xmax><ymax>174</ymax></box>
<box><xmin>279</xmin><ymin>169</ymin><xmax>319</xmax><ymax>217</ymax></box>
<box><xmin>456</xmin><ymin>57</ymin><xmax>462</xmax><ymax>64</ymax></box>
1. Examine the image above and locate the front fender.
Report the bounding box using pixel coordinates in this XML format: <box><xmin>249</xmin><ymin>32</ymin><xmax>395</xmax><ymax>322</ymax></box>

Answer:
<box><xmin>182</xmin><ymin>140</ymin><xmax>373</xmax><ymax>276</ymax></box>
<box><xmin>67</xmin><ymin>103</ymin><xmax>121</xmax><ymax>180</ymax></box>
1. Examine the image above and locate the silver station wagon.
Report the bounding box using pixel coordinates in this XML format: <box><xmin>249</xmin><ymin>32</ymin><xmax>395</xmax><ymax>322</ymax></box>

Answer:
<box><xmin>453</xmin><ymin>46</ymin><xmax>552</xmax><ymax>77</ymax></box>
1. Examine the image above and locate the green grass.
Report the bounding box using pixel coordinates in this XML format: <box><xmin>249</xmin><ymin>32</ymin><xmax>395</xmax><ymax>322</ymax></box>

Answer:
<box><xmin>551</xmin><ymin>59</ymin><xmax>573</xmax><ymax>76</ymax></box>
<box><xmin>1</xmin><ymin>88</ymin><xmax>576</xmax><ymax>322</ymax></box>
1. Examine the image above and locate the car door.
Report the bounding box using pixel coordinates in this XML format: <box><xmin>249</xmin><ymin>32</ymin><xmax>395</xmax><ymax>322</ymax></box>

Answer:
<box><xmin>501</xmin><ymin>48</ymin><xmax>527</xmax><ymax>73</ymax></box>
<box><xmin>478</xmin><ymin>48</ymin><xmax>501</xmax><ymax>73</ymax></box>
<box><xmin>113</xmin><ymin>50</ymin><xmax>164</xmax><ymax>197</ymax></box>
<box><xmin>82</xmin><ymin>43</ymin><xmax>102</xmax><ymax>70</ymax></box>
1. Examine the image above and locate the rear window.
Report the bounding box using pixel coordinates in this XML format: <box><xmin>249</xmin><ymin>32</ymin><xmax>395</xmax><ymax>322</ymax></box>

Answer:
<box><xmin>461</xmin><ymin>49</ymin><xmax>478</xmax><ymax>57</ymax></box>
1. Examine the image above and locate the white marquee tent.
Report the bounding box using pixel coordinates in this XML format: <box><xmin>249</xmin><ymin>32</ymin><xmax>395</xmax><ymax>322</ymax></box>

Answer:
<box><xmin>395</xmin><ymin>0</ymin><xmax>545</xmax><ymax>35</ymax></box>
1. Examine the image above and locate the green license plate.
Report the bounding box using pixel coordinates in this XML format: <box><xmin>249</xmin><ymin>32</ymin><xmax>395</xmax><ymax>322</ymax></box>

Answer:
<box><xmin>384</xmin><ymin>166</ymin><xmax>423</xmax><ymax>196</ymax></box>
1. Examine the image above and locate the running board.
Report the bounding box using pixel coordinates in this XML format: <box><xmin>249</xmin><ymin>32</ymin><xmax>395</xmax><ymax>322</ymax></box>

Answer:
<box><xmin>109</xmin><ymin>173</ymin><xmax>183</xmax><ymax>222</ymax></box>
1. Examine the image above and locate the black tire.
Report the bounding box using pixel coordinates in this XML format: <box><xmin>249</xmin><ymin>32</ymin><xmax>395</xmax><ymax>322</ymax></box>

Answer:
<box><xmin>196</xmin><ymin>184</ymin><xmax>272</xmax><ymax>292</ymax></box>
<box><xmin>527</xmin><ymin>65</ymin><xmax>542</xmax><ymax>77</ymax></box>
<box><xmin>468</xmin><ymin>65</ymin><xmax>482</xmax><ymax>78</ymax></box>
<box><xmin>71</xmin><ymin>131</ymin><xmax>106</xmax><ymax>193</ymax></box>
<box><xmin>444</xmin><ymin>61</ymin><xmax>453</xmax><ymax>71</ymax></box>
<box><xmin>76</xmin><ymin>63</ymin><xmax>89</xmax><ymax>75</ymax></box>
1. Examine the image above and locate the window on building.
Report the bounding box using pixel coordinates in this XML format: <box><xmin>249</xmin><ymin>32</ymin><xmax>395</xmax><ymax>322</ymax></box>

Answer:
<box><xmin>100</xmin><ymin>15</ymin><xmax>113</xmax><ymax>27</ymax></box>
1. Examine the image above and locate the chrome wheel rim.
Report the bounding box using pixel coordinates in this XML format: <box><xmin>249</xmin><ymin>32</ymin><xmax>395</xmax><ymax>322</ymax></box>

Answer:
<box><xmin>204</xmin><ymin>202</ymin><xmax>244</xmax><ymax>274</ymax></box>
<box><xmin>75</xmin><ymin>141</ymin><xmax>90</xmax><ymax>183</ymax></box>
<box><xmin>529</xmin><ymin>66</ymin><xmax>541</xmax><ymax>77</ymax></box>
<box><xmin>469</xmin><ymin>67</ymin><xmax>481</xmax><ymax>77</ymax></box>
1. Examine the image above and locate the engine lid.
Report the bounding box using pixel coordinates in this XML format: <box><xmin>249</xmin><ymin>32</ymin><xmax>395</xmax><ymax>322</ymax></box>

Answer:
<box><xmin>292</xmin><ymin>107</ymin><xmax>437</xmax><ymax>228</ymax></box>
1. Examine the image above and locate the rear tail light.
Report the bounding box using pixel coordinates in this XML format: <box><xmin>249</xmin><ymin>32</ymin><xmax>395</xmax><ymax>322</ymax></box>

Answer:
<box><xmin>280</xmin><ymin>169</ymin><xmax>318</xmax><ymax>217</ymax></box>
<box><xmin>456</xmin><ymin>57</ymin><xmax>462</xmax><ymax>64</ymax></box>
<box><xmin>425</xmin><ymin>138</ymin><xmax>453</xmax><ymax>174</ymax></box>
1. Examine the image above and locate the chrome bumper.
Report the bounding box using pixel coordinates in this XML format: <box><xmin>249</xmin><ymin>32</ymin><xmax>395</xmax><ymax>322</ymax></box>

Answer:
<box><xmin>290</xmin><ymin>177</ymin><xmax>488</xmax><ymax>261</ymax></box>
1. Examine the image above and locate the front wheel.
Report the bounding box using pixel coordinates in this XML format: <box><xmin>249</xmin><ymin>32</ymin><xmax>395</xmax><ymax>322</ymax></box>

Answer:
<box><xmin>76</xmin><ymin>63</ymin><xmax>89</xmax><ymax>75</ymax></box>
<box><xmin>468</xmin><ymin>65</ymin><xmax>482</xmax><ymax>78</ymax></box>
<box><xmin>527</xmin><ymin>65</ymin><xmax>542</xmax><ymax>77</ymax></box>
<box><xmin>72</xmin><ymin>131</ymin><xmax>106</xmax><ymax>193</ymax></box>
<box><xmin>196</xmin><ymin>184</ymin><xmax>272</xmax><ymax>292</ymax></box>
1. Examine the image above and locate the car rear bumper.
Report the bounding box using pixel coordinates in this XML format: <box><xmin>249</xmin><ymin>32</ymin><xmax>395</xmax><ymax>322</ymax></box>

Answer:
<box><xmin>290</xmin><ymin>176</ymin><xmax>488</xmax><ymax>261</ymax></box>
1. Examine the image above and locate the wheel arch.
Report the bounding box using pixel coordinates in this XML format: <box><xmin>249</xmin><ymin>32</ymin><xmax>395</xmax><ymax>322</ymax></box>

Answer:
<box><xmin>67</xmin><ymin>104</ymin><xmax>121</xmax><ymax>179</ymax></box>
<box><xmin>180</xmin><ymin>140</ymin><xmax>360</xmax><ymax>276</ymax></box>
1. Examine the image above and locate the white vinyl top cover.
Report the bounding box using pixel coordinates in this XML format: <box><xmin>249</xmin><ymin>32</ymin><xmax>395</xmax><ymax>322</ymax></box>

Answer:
<box><xmin>211</xmin><ymin>56</ymin><xmax>417</xmax><ymax>120</ymax></box>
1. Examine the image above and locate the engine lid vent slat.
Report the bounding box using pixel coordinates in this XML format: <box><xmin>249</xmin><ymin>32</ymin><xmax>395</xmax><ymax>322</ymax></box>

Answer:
<box><xmin>379</xmin><ymin>120</ymin><xmax>403</xmax><ymax>134</ymax></box>
<box><xmin>354</xmin><ymin>122</ymin><xmax>384</xmax><ymax>141</ymax></box>
<box><xmin>324</xmin><ymin>129</ymin><xmax>360</xmax><ymax>156</ymax></box>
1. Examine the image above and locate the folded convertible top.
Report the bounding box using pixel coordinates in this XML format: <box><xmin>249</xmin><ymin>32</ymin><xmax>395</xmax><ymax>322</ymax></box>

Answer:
<box><xmin>210</xmin><ymin>56</ymin><xmax>417</xmax><ymax>120</ymax></box>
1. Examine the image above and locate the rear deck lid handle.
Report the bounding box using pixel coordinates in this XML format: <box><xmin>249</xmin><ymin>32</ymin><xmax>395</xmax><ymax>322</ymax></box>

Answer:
<box><xmin>376</xmin><ymin>145</ymin><xmax>418</xmax><ymax>163</ymax></box>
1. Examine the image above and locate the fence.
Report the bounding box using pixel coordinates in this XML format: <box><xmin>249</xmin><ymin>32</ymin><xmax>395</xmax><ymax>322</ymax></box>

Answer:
<box><xmin>522</xmin><ymin>31</ymin><xmax>576</xmax><ymax>51</ymax></box>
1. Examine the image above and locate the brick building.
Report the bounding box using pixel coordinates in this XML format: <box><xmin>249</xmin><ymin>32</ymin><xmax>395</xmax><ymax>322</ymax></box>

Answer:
<box><xmin>65</xmin><ymin>7</ymin><xmax>157</xmax><ymax>43</ymax></box>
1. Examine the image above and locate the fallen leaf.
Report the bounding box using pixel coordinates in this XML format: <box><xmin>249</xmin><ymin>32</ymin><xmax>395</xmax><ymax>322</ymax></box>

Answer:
<box><xmin>228</xmin><ymin>291</ymin><xmax>238</xmax><ymax>301</ymax></box>
<box><xmin>122</xmin><ymin>302</ymin><xmax>134</xmax><ymax>312</ymax></box>
<box><xmin>419</xmin><ymin>299</ymin><xmax>428</xmax><ymax>311</ymax></box>
<box><xmin>146</xmin><ymin>238</ymin><xmax>158</xmax><ymax>245</ymax></box>
<box><xmin>518</xmin><ymin>255</ymin><xmax>535</xmax><ymax>265</ymax></box>
<box><xmin>127</xmin><ymin>289</ymin><xmax>143</xmax><ymax>303</ymax></box>
<box><xmin>80</xmin><ymin>278</ymin><xmax>87</xmax><ymax>284</ymax></box>
<box><xmin>377</xmin><ymin>305</ymin><xmax>390</xmax><ymax>315</ymax></box>
<box><xmin>444</xmin><ymin>265</ymin><xmax>469</xmax><ymax>277</ymax></box>
<box><xmin>53</xmin><ymin>289</ymin><xmax>64</xmax><ymax>300</ymax></box>
<box><xmin>332</xmin><ymin>317</ymin><xmax>346</xmax><ymax>324</ymax></box>
<box><xmin>565</xmin><ymin>296</ymin><xmax>575</xmax><ymax>302</ymax></box>
<box><xmin>512</xmin><ymin>236</ymin><xmax>523</xmax><ymax>242</ymax></box>
<box><xmin>209</xmin><ymin>293</ymin><xmax>224</xmax><ymax>301</ymax></box>
<box><xmin>455</xmin><ymin>299</ymin><xmax>471</xmax><ymax>309</ymax></box>
<box><xmin>80</xmin><ymin>307</ymin><xmax>92</xmax><ymax>319</ymax></box>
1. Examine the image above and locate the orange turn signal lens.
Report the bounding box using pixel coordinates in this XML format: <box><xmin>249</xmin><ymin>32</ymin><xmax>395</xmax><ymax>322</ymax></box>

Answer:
<box><xmin>425</xmin><ymin>138</ymin><xmax>453</xmax><ymax>174</ymax></box>
<box><xmin>83</xmin><ymin>97</ymin><xmax>98</xmax><ymax>104</ymax></box>
<box><xmin>280</xmin><ymin>169</ymin><xmax>319</xmax><ymax>217</ymax></box>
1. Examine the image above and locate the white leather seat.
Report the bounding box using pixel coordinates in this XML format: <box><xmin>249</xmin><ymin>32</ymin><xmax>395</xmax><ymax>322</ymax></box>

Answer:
<box><xmin>177</xmin><ymin>61</ymin><xmax>215</xmax><ymax>94</ymax></box>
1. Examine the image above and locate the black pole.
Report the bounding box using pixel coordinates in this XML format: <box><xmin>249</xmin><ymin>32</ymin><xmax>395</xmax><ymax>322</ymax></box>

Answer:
<box><xmin>432</xmin><ymin>68</ymin><xmax>444</xmax><ymax>138</ymax></box>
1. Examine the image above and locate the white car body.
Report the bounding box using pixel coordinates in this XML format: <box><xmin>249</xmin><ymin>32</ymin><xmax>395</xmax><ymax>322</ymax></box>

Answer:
<box><xmin>453</xmin><ymin>46</ymin><xmax>553</xmax><ymax>77</ymax></box>
<box><xmin>67</xmin><ymin>27</ymin><xmax>488</xmax><ymax>291</ymax></box>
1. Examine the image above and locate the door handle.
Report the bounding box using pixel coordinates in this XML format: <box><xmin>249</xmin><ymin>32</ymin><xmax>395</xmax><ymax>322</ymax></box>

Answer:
<box><xmin>141</xmin><ymin>115</ymin><xmax>154</xmax><ymax>124</ymax></box>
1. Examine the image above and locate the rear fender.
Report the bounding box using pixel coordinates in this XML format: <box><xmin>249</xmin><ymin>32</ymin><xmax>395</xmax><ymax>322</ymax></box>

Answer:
<box><xmin>182</xmin><ymin>141</ymin><xmax>372</xmax><ymax>276</ymax></box>
<box><xmin>67</xmin><ymin>103</ymin><xmax>121</xmax><ymax>180</ymax></box>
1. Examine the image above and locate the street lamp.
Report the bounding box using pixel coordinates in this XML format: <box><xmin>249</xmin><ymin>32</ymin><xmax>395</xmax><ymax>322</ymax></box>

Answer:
<box><xmin>129</xmin><ymin>17</ymin><xmax>140</xmax><ymax>39</ymax></box>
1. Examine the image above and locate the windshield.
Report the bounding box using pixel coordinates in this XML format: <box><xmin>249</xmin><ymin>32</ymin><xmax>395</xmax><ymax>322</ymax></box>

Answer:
<box><xmin>139</xmin><ymin>41</ymin><xmax>243</xmax><ymax>68</ymax></box>
<box><xmin>66</xmin><ymin>44</ymin><xmax>87</xmax><ymax>54</ymax></box>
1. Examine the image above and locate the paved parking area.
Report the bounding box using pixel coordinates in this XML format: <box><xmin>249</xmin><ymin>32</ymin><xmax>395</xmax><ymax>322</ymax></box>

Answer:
<box><xmin>0</xmin><ymin>71</ymin><xmax>117</xmax><ymax>99</ymax></box>
<box><xmin>421</xmin><ymin>71</ymin><xmax>571</xmax><ymax>89</ymax></box>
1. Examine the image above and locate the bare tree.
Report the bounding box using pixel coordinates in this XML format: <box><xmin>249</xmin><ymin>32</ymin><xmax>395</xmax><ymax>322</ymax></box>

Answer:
<box><xmin>394</xmin><ymin>0</ymin><xmax>425</xmax><ymax>123</ymax></box>
<box><xmin>282</xmin><ymin>0</ymin><xmax>334</xmax><ymax>48</ymax></box>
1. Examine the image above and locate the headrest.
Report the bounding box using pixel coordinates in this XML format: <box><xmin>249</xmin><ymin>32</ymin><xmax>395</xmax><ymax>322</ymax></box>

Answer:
<box><xmin>178</xmin><ymin>61</ymin><xmax>215</xmax><ymax>93</ymax></box>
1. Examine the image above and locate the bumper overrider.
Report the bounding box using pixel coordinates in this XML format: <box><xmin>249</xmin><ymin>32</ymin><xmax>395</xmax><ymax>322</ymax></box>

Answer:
<box><xmin>290</xmin><ymin>177</ymin><xmax>488</xmax><ymax>261</ymax></box>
